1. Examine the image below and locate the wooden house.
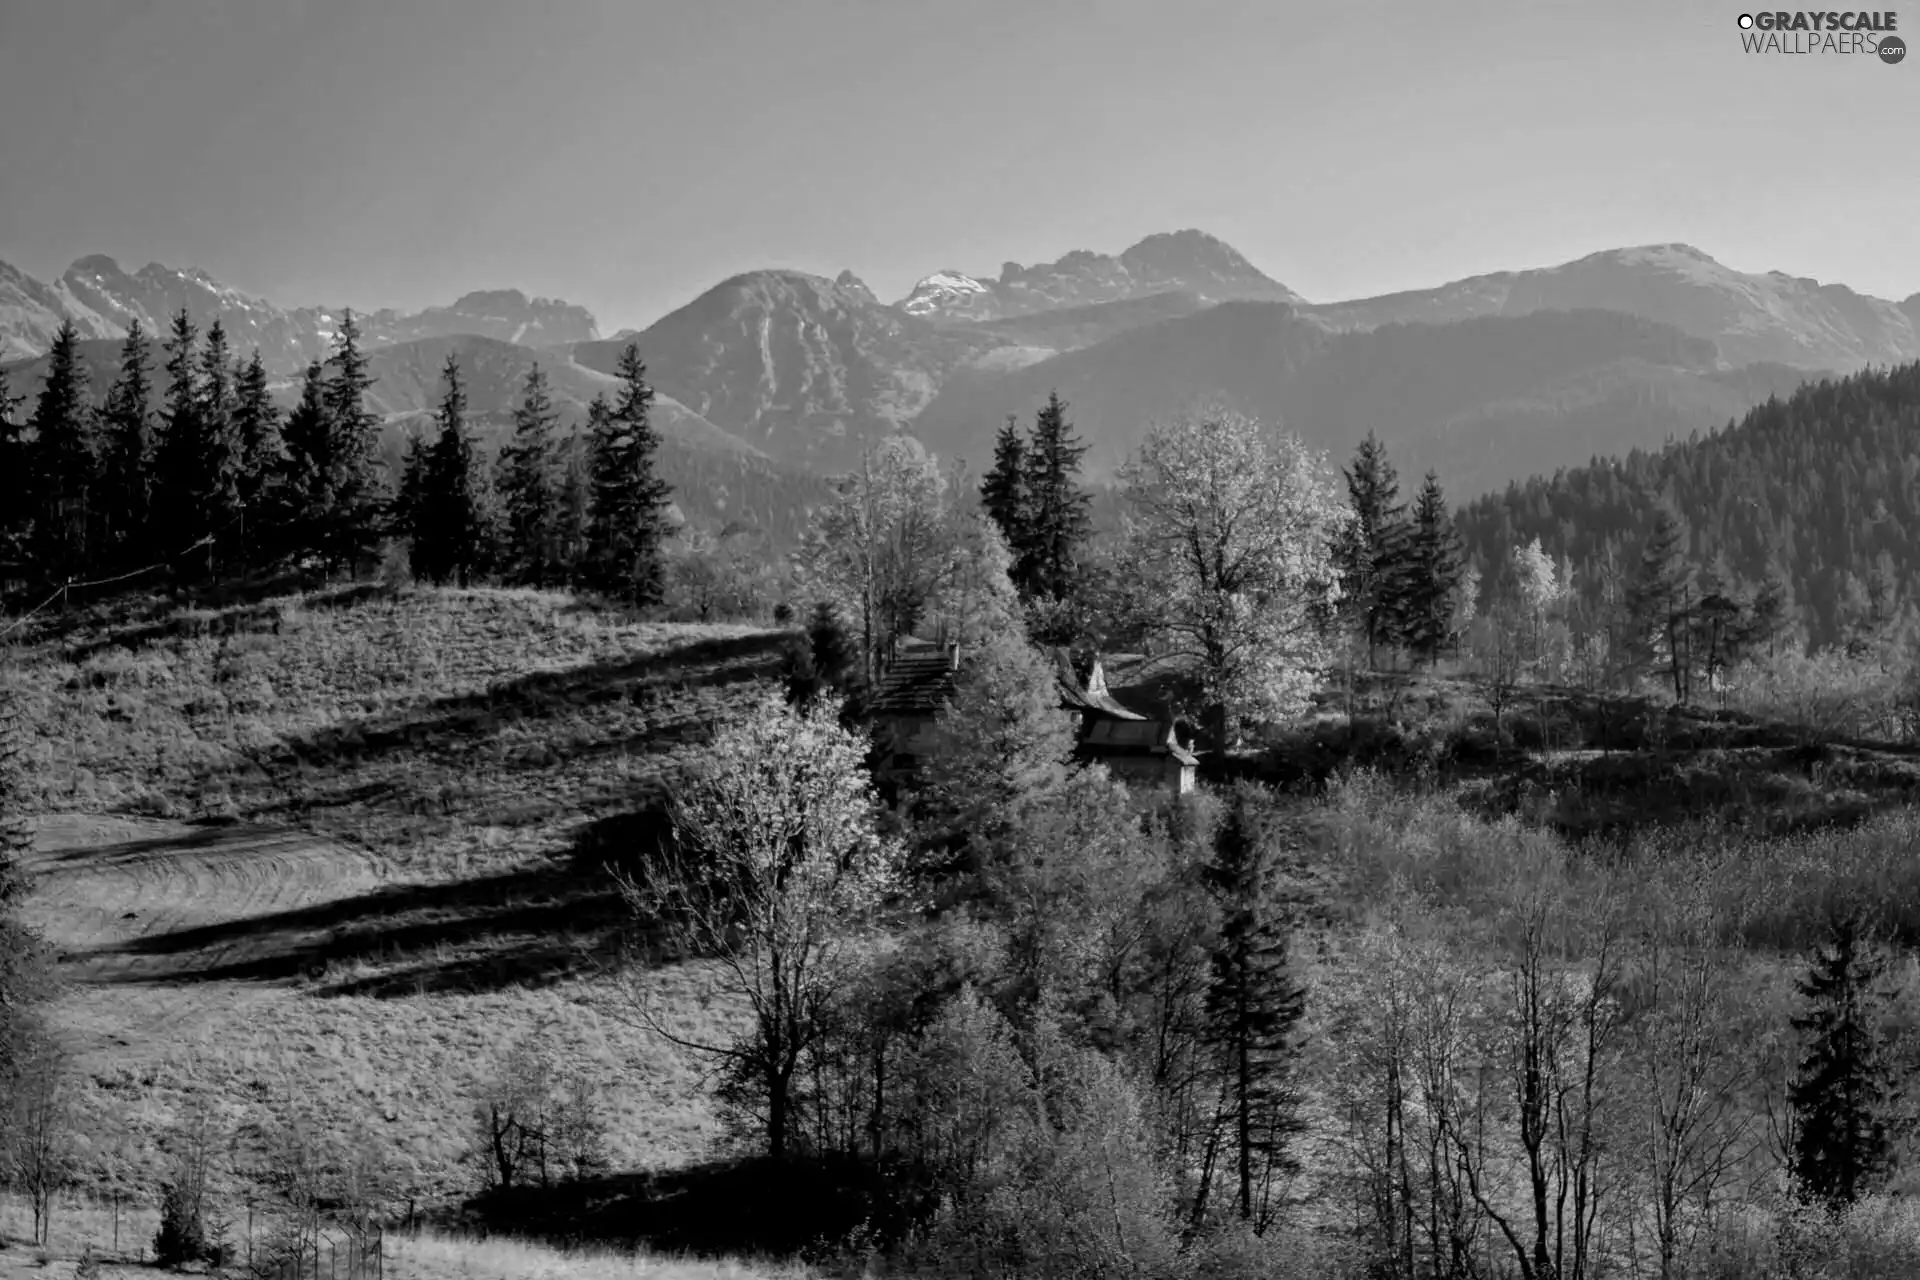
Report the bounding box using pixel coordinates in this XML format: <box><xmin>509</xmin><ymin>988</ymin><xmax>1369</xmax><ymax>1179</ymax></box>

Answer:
<box><xmin>1054</xmin><ymin>651</ymin><xmax>1199</xmax><ymax>795</ymax></box>
<box><xmin>869</xmin><ymin>640</ymin><xmax>963</xmax><ymax>781</ymax></box>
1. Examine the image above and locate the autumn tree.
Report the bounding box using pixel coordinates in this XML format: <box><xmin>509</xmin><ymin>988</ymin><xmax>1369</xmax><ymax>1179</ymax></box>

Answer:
<box><xmin>618</xmin><ymin>694</ymin><xmax>903</xmax><ymax>1161</ymax></box>
<box><xmin>1118</xmin><ymin>407</ymin><xmax>1345</xmax><ymax>748</ymax></box>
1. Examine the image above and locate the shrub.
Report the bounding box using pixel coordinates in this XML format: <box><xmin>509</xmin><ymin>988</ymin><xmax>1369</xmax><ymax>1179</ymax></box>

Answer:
<box><xmin>153</xmin><ymin>1179</ymin><xmax>227</xmax><ymax>1269</ymax></box>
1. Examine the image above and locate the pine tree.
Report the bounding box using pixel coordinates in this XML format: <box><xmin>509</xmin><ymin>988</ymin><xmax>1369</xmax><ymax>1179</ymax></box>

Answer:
<box><xmin>496</xmin><ymin>363</ymin><xmax>561</xmax><ymax>586</ymax></box>
<box><xmin>195</xmin><ymin>320</ymin><xmax>242</xmax><ymax>570</ymax></box>
<box><xmin>1202</xmin><ymin>784</ymin><xmax>1307</xmax><ymax>1234</ymax></box>
<box><xmin>232</xmin><ymin>349</ymin><xmax>282</xmax><ymax>555</ymax></box>
<box><xmin>1402</xmin><ymin>470</ymin><xmax>1464</xmax><ymax>666</ymax></box>
<box><xmin>98</xmin><ymin>320</ymin><xmax>156</xmax><ymax>565</ymax></box>
<box><xmin>322</xmin><ymin>309</ymin><xmax>385</xmax><ymax>572</ymax></box>
<box><xmin>1334</xmin><ymin>432</ymin><xmax>1414</xmax><ymax>669</ymax></box>
<box><xmin>980</xmin><ymin>413</ymin><xmax>1029</xmax><ymax>565</ymax></box>
<box><xmin>1628</xmin><ymin>510</ymin><xmax>1694</xmax><ymax>702</ymax></box>
<box><xmin>1789</xmin><ymin>914</ymin><xmax>1898</xmax><ymax>1210</ymax></box>
<box><xmin>154</xmin><ymin>310</ymin><xmax>203</xmax><ymax>552</ymax></box>
<box><xmin>554</xmin><ymin>426</ymin><xmax>592</xmax><ymax>588</ymax></box>
<box><xmin>410</xmin><ymin>354</ymin><xmax>487</xmax><ymax>587</ymax></box>
<box><xmin>583</xmin><ymin>345</ymin><xmax>673</xmax><ymax>606</ymax></box>
<box><xmin>1017</xmin><ymin>391</ymin><xmax>1091</xmax><ymax>601</ymax></box>
<box><xmin>278</xmin><ymin>359</ymin><xmax>332</xmax><ymax>568</ymax></box>
<box><xmin>28</xmin><ymin>320</ymin><xmax>97</xmax><ymax>586</ymax></box>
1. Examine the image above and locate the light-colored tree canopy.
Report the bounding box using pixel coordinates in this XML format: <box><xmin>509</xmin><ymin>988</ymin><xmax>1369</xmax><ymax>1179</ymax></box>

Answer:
<box><xmin>1118</xmin><ymin>407</ymin><xmax>1347</xmax><ymax>744</ymax></box>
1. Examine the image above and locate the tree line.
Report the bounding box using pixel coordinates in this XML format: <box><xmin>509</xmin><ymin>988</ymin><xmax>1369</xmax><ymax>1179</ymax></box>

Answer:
<box><xmin>0</xmin><ymin>317</ymin><xmax>674</xmax><ymax>606</ymax></box>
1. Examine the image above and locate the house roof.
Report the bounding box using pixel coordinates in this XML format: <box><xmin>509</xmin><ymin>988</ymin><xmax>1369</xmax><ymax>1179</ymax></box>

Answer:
<box><xmin>1078</xmin><ymin>717</ymin><xmax>1200</xmax><ymax>767</ymax></box>
<box><xmin>870</xmin><ymin>644</ymin><xmax>960</xmax><ymax>716</ymax></box>
<box><xmin>1053</xmin><ymin>649</ymin><xmax>1149</xmax><ymax>721</ymax></box>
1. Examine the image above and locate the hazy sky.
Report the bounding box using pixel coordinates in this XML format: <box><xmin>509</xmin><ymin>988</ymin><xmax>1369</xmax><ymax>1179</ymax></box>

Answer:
<box><xmin>2</xmin><ymin>0</ymin><xmax>1915</xmax><ymax>333</ymax></box>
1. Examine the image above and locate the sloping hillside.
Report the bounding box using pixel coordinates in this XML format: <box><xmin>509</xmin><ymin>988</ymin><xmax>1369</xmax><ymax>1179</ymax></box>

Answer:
<box><xmin>12</xmin><ymin>587</ymin><xmax>793</xmax><ymax>1207</ymax></box>
<box><xmin>1456</xmin><ymin>361</ymin><xmax>1920</xmax><ymax>648</ymax></box>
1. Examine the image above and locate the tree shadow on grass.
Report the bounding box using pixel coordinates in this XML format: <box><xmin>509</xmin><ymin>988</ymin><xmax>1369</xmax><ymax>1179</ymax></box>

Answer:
<box><xmin>64</xmin><ymin>807</ymin><xmax>679</xmax><ymax>998</ymax></box>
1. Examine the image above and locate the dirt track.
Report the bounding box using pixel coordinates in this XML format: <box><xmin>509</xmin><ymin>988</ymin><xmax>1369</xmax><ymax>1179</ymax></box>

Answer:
<box><xmin>22</xmin><ymin>813</ymin><xmax>388</xmax><ymax>1054</ymax></box>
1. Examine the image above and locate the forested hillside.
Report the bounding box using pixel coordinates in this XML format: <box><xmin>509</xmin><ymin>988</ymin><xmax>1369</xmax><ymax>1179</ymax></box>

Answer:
<box><xmin>1457</xmin><ymin>362</ymin><xmax>1920</xmax><ymax>649</ymax></box>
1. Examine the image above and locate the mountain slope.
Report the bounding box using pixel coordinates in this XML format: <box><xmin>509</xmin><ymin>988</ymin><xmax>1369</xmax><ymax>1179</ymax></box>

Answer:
<box><xmin>909</xmin><ymin>303</ymin><xmax>1820</xmax><ymax>498</ymax></box>
<box><xmin>1303</xmin><ymin>244</ymin><xmax>1920</xmax><ymax>371</ymax></box>
<box><xmin>1455</xmin><ymin>361</ymin><xmax>1920</xmax><ymax>650</ymax></box>
<box><xmin>573</xmin><ymin>270</ymin><xmax>1001</xmax><ymax>471</ymax></box>
<box><xmin>1</xmin><ymin>255</ymin><xmax>601</xmax><ymax>373</ymax></box>
<box><xmin>897</xmin><ymin>229</ymin><xmax>1302</xmax><ymax>321</ymax></box>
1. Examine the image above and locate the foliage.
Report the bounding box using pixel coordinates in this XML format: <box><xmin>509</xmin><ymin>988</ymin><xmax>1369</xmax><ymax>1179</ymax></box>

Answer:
<box><xmin>583</xmin><ymin>346</ymin><xmax>674</xmax><ymax>607</ymax></box>
<box><xmin>1787</xmin><ymin>913</ymin><xmax>1899</xmax><ymax>1210</ymax></box>
<box><xmin>619</xmin><ymin>693</ymin><xmax>902</xmax><ymax>1160</ymax></box>
<box><xmin>1118</xmin><ymin>406</ymin><xmax>1346</xmax><ymax>745</ymax></box>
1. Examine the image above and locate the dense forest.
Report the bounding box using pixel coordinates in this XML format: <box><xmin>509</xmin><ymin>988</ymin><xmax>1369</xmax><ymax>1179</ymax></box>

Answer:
<box><xmin>1457</xmin><ymin>362</ymin><xmax>1920</xmax><ymax>650</ymax></box>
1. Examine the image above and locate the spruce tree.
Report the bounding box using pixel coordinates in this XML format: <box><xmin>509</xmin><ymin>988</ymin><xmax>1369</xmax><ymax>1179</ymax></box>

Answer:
<box><xmin>232</xmin><ymin>349</ymin><xmax>282</xmax><ymax>546</ymax></box>
<box><xmin>278</xmin><ymin>359</ymin><xmax>332</xmax><ymax>568</ymax></box>
<box><xmin>496</xmin><ymin>363</ymin><xmax>561</xmax><ymax>586</ymax></box>
<box><xmin>1789</xmin><ymin>914</ymin><xmax>1898</xmax><ymax>1210</ymax></box>
<box><xmin>411</xmin><ymin>354</ymin><xmax>487</xmax><ymax>587</ymax></box>
<box><xmin>980</xmin><ymin>413</ymin><xmax>1029</xmax><ymax>563</ymax></box>
<box><xmin>28</xmin><ymin>320</ymin><xmax>97</xmax><ymax>586</ymax></box>
<box><xmin>195</xmin><ymin>320</ymin><xmax>242</xmax><ymax>570</ymax></box>
<box><xmin>1018</xmin><ymin>391</ymin><xmax>1092</xmax><ymax>602</ymax></box>
<box><xmin>583</xmin><ymin>345</ymin><xmax>673</xmax><ymax>606</ymax></box>
<box><xmin>1402</xmin><ymin>470</ymin><xmax>1464</xmax><ymax>666</ymax></box>
<box><xmin>1333</xmin><ymin>432</ymin><xmax>1413</xmax><ymax>669</ymax></box>
<box><xmin>1202</xmin><ymin>784</ymin><xmax>1307</xmax><ymax>1233</ymax></box>
<box><xmin>322</xmin><ymin>309</ymin><xmax>385</xmax><ymax>572</ymax></box>
<box><xmin>98</xmin><ymin>320</ymin><xmax>156</xmax><ymax>566</ymax></box>
<box><xmin>554</xmin><ymin>426</ymin><xmax>592</xmax><ymax>589</ymax></box>
<box><xmin>154</xmin><ymin>310</ymin><xmax>203</xmax><ymax>551</ymax></box>
<box><xmin>1628</xmin><ymin>510</ymin><xmax>1693</xmax><ymax>702</ymax></box>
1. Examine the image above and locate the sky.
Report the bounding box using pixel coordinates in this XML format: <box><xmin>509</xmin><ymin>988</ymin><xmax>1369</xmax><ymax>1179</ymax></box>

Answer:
<box><xmin>1</xmin><ymin>0</ymin><xmax>1916</xmax><ymax>334</ymax></box>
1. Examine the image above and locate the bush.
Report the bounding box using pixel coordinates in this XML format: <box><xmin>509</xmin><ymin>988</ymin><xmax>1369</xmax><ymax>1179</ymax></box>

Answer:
<box><xmin>153</xmin><ymin>1179</ymin><xmax>227</xmax><ymax>1270</ymax></box>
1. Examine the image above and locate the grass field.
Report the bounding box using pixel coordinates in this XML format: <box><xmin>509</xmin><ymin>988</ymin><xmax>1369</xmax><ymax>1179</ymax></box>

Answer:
<box><xmin>10</xmin><ymin>586</ymin><xmax>794</xmax><ymax>1213</ymax></box>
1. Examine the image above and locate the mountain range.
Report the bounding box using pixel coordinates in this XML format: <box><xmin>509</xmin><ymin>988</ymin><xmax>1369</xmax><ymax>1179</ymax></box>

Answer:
<box><xmin>0</xmin><ymin>254</ymin><xmax>599</xmax><ymax>369</ymax></box>
<box><xmin>6</xmin><ymin>229</ymin><xmax>1920</xmax><ymax>512</ymax></box>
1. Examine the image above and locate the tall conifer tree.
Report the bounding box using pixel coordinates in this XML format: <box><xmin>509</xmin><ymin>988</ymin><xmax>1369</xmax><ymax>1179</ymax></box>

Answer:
<box><xmin>496</xmin><ymin>363</ymin><xmax>561</xmax><ymax>586</ymax></box>
<box><xmin>410</xmin><ymin>355</ymin><xmax>487</xmax><ymax>587</ymax></box>
<box><xmin>196</xmin><ymin>319</ymin><xmax>242</xmax><ymax>569</ymax></box>
<box><xmin>28</xmin><ymin>320</ymin><xmax>97</xmax><ymax>585</ymax></box>
<box><xmin>1333</xmin><ymin>432</ymin><xmax>1413</xmax><ymax>668</ymax></box>
<box><xmin>1018</xmin><ymin>391</ymin><xmax>1091</xmax><ymax>601</ymax></box>
<box><xmin>584</xmin><ymin>344</ymin><xmax>673</xmax><ymax>606</ymax></box>
<box><xmin>0</xmin><ymin>370</ymin><xmax>26</xmax><ymax>561</ymax></box>
<box><xmin>1403</xmin><ymin>470</ymin><xmax>1464</xmax><ymax>665</ymax></box>
<box><xmin>154</xmin><ymin>309</ymin><xmax>203</xmax><ymax>551</ymax></box>
<box><xmin>1202</xmin><ymin>785</ymin><xmax>1307</xmax><ymax>1232</ymax></box>
<box><xmin>322</xmin><ymin>309</ymin><xmax>384</xmax><ymax>571</ymax></box>
<box><xmin>278</xmin><ymin>359</ymin><xmax>331</xmax><ymax>567</ymax></box>
<box><xmin>99</xmin><ymin>320</ymin><xmax>156</xmax><ymax>564</ymax></box>
<box><xmin>1789</xmin><ymin>914</ymin><xmax>1899</xmax><ymax>1209</ymax></box>
<box><xmin>980</xmin><ymin>413</ymin><xmax>1028</xmax><ymax>562</ymax></box>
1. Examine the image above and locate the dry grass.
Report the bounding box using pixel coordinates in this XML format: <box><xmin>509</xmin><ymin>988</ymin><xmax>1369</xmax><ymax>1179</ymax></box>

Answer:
<box><xmin>10</xmin><ymin>586</ymin><xmax>791</xmax><ymax>1216</ymax></box>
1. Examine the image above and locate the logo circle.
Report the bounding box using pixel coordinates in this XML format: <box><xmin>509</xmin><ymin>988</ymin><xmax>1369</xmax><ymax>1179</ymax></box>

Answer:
<box><xmin>1738</xmin><ymin>12</ymin><xmax>1754</xmax><ymax>27</ymax></box>
<box><xmin>1879</xmin><ymin>34</ymin><xmax>1907</xmax><ymax>62</ymax></box>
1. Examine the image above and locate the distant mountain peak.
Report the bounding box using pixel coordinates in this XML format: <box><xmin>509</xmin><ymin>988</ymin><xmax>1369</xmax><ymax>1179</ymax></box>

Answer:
<box><xmin>834</xmin><ymin>270</ymin><xmax>878</xmax><ymax>305</ymax></box>
<box><xmin>898</xmin><ymin>230</ymin><xmax>1299</xmax><ymax>321</ymax></box>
